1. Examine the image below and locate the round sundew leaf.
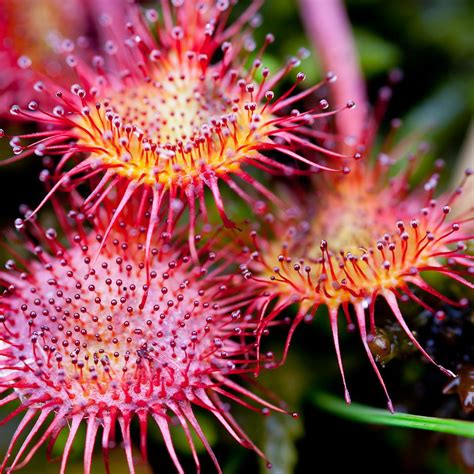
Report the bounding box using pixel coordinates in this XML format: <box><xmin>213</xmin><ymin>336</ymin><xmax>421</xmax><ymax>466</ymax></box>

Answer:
<box><xmin>312</xmin><ymin>392</ymin><xmax>474</xmax><ymax>438</ymax></box>
<box><xmin>402</xmin><ymin>78</ymin><xmax>472</xmax><ymax>161</ymax></box>
<box><xmin>0</xmin><ymin>205</ymin><xmax>283</xmax><ymax>472</ymax></box>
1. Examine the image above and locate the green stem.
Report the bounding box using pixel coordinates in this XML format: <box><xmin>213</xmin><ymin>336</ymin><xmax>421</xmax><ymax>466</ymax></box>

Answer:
<box><xmin>313</xmin><ymin>392</ymin><xmax>474</xmax><ymax>438</ymax></box>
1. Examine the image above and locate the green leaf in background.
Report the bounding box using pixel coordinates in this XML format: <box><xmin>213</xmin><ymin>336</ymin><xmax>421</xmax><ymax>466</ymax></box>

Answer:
<box><xmin>260</xmin><ymin>414</ymin><xmax>303</xmax><ymax>474</ymax></box>
<box><xmin>354</xmin><ymin>28</ymin><xmax>401</xmax><ymax>77</ymax></box>
<box><xmin>168</xmin><ymin>412</ymin><xmax>218</xmax><ymax>455</ymax></box>
<box><xmin>403</xmin><ymin>77</ymin><xmax>473</xmax><ymax>147</ymax></box>
<box><xmin>313</xmin><ymin>392</ymin><xmax>474</xmax><ymax>438</ymax></box>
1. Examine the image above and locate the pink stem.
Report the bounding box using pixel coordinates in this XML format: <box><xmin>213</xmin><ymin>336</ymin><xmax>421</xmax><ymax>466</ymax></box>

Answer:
<box><xmin>298</xmin><ymin>0</ymin><xmax>367</xmax><ymax>150</ymax></box>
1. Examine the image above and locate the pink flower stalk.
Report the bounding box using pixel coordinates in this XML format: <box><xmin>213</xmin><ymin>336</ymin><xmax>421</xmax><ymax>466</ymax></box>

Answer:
<box><xmin>1</xmin><ymin>0</ymin><xmax>353</xmax><ymax>260</ymax></box>
<box><xmin>298</xmin><ymin>0</ymin><xmax>367</xmax><ymax>150</ymax></box>
<box><xmin>242</xmin><ymin>137</ymin><xmax>474</xmax><ymax>411</ymax></box>
<box><xmin>0</xmin><ymin>207</ymin><xmax>288</xmax><ymax>473</ymax></box>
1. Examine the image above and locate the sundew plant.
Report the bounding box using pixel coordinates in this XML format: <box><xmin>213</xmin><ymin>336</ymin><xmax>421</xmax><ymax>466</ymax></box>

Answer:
<box><xmin>0</xmin><ymin>1</ymin><xmax>472</xmax><ymax>473</ymax></box>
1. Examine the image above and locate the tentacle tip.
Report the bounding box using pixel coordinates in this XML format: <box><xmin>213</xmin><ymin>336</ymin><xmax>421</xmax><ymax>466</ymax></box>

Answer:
<box><xmin>344</xmin><ymin>390</ymin><xmax>351</xmax><ymax>405</ymax></box>
<box><xmin>222</xmin><ymin>216</ymin><xmax>237</xmax><ymax>229</ymax></box>
<box><xmin>387</xmin><ymin>400</ymin><xmax>395</xmax><ymax>413</ymax></box>
<box><xmin>14</xmin><ymin>218</ymin><xmax>24</xmax><ymax>230</ymax></box>
<box><xmin>325</xmin><ymin>71</ymin><xmax>337</xmax><ymax>83</ymax></box>
<box><xmin>266</xmin><ymin>461</ymin><xmax>273</xmax><ymax>470</ymax></box>
<box><xmin>441</xmin><ymin>367</ymin><xmax>457</xmax><ymax>378</ymax></box>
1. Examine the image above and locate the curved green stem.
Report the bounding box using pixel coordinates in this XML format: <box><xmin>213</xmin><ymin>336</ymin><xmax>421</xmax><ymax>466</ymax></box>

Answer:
<box><xmin>313</xmin><ymin>392</ymin><xmax>474</xmax><ymax>438</ymax></box>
